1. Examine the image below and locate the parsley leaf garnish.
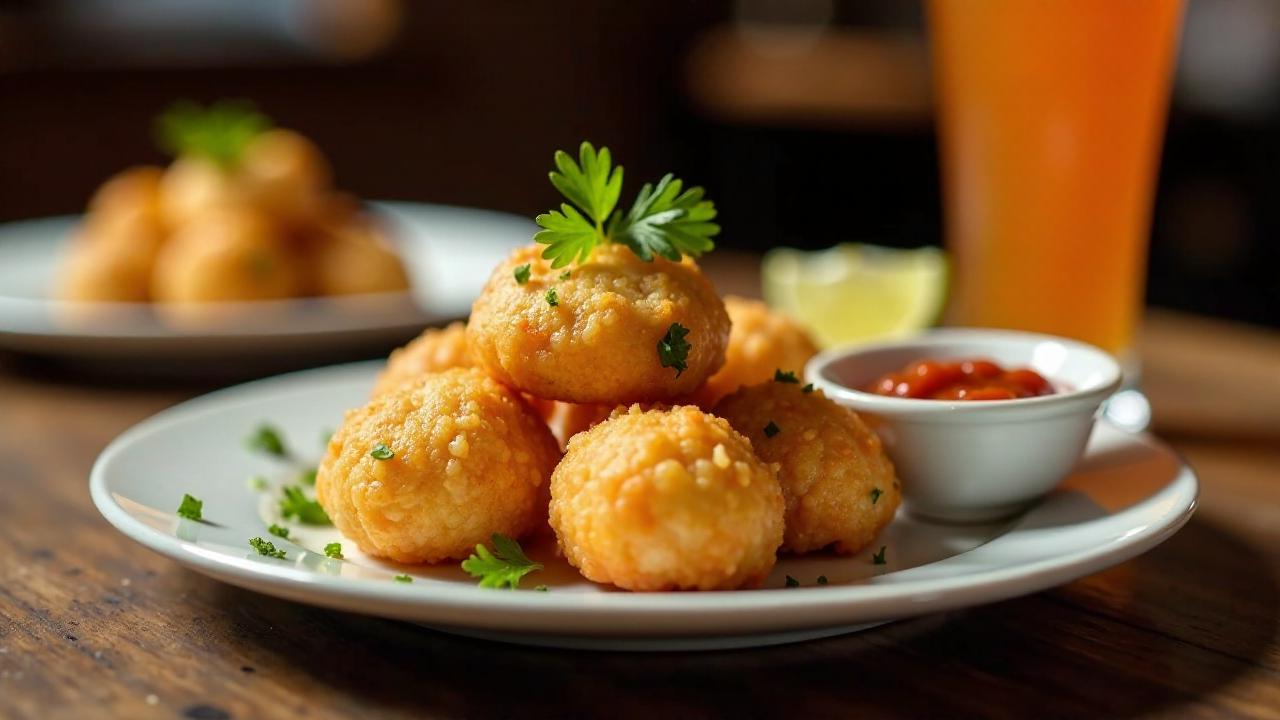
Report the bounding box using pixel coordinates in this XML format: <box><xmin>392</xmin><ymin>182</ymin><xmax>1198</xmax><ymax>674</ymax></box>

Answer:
<box><xmin>267</xmin><ymin>523</ymin><xmax>290</xmax><ymax>539</ymax></box>
<box><xmin>370</xmin><ymin>443</ymin><xmax>394</xmax><ymax>460</ymax></box>
<box><xmin>246</xmin><ymin>424</ymin><xmax>288</xmax><ymax>458</ymax></box>
<box><xmin>324</xmin><ymin>542</ymin><xmax>344</xmax><ymax>559</ymax></box>
<box><xmin>249</xmin><ymin>537</ymin><xmax>286</xmax><ymax>559</ymax></box>
<box><xmin>802</xmin><ymin>383</ymin><xmax>814</xmax><ymax>393</ymax></box>
<box><xmin>461</xmin><ymin>533</ymin><xmax>543</xmax><ymax>589</ymax></box>
<box><xmin>774</xmin><ymin>369</ymin><xmax>799</xmax><ymax>384</ymax></box>
<box><xmin>514</xmin><ymin>264</ymin><xmax>531</xmax><ymax>285</ymax></box>
<box><xmin>559</xmin><ymin>270</ymin><xmax>571</xmax><ymax>281</ymax></box>
<box><xmin>872</xmin><ymin>546</ymin><xmax>887</xmax><ymax>565</ymax></box>
<box><xmin>817</xmin><ymin>575</ymin><xmax>829</xmax><ymax>586</ymax></box>
<box><xmin>657</xmin><ymin>323</ymin><xmax>691</xmax><ymax>377</ymax></box>
<box><xmin>870</xmin><ymin>487</ymin><xmax>883</xmax><ymax>504</ymax></box>
<box><xmin>279</xmin><ymin>486</ymin><xmax>330</xmax><ymax>525</ymax></box>
<box><xmin>763</xmin><ymin>421</ymin><xmax>781</xmax><ymax>438</ymax></box>
<box><xmin>176</xmin><ymin>494</ymin><xmax>203</xmax><ymax>521</ymax></box>
<box><xmin>610</xmin><ymin>173</ymin><xmax>718</xmax><ymax>263</ymax></box>
<box><xmin>533</xmin><ymin>142</ymin><xmax>718</xmax><ymax>267</ymax></box>
<box><xmin>393</xmin><ymin>574</ymin><xmax>412</xmax><ymax>583</ymax></box>
<box><xmin>545</xmin><ymin>288</ymin><xmax>559</xmax><ymax>307</ymax></box>
<box><xmin>156</xmin><ymin>100</ymin><xmax>270</xmax><ymax>169</ymax></box>
<box><xmin>785</xmin><ymin>575</ymin><xmax>800</xmax><ymax>588</ymax></box>
<box><xmin>247</xmin><ymin>475</ymin><xmax>269</xmax><ymax>492</ymax></box>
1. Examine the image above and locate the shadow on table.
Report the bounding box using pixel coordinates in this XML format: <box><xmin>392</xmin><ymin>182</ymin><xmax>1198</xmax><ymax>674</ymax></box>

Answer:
<box><xmin>204</xmin><ymin>514</ymin><xmax>1276</xmax><ymax>719</ymax></box>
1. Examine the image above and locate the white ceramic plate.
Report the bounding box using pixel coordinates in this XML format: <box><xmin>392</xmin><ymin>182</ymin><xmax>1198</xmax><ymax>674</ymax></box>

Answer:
<box><xmin>90</xmin><ymin>362</ymin><xmax>1198</xmax><ymax>651</ymax></box>
<box><xmin>0</xmin><ymin>201</ymin><xmax>531</xmax><ymax>359</ymax></box>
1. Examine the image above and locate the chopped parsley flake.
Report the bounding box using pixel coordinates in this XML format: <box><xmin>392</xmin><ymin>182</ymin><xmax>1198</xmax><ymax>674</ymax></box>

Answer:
<box><xmin>461</xmin><ymin>533</ymin><xmax>543</xmax><ymax>589</ymax></box>
<box><xmin>802</xmin><ymin>383</ymin><xmax>814</xmax><ymax>393</ymax></box>
<box><xmin>514</xmin><ymin>264</ymin><xmax>531</xmax><ymax>284</ymax></box>
<box><xmin>763</xmin><ymin>421</ymin><xmax>780</xmax><ymax>438</ymax></box>
<box><xmin>785</xmin><ymin>575</ymin><xmax>800</xmax><ymax>588</ymax></box>
<box><xmin>267</xmin><ymin>523</ymin><xmax>290</xmax><ymax>539</ymax></box>
<box><xmin>545</xmin><ymin>287</ymin><xmax>558</xmax><ymax>306</ymax></box>
<box><xmin>176</xmin><ymin>494</ymin><xmax>203</xmax><ymax>521</ymax></box>
<box><xmin>817</xmin><ymin>575</ymin><xmax>829</xmax><ymax>586</ymax></box>
<box><xmin>774</xmin><ymin>369</ymin><xmax>799</xmax><ymax>384</ymax></box>
<box><xmin>559</xmin><ymin>270</ymin><xmax>571</xmax><ymax>281</ymax></box>
<box><xmin>870</xmin><ymin>487</ymin><xmax>883</xmax><ymax>504</ymax></box>
<box><xmin>249</xmin><ymin>537</ymin><xmax>286</xmax><ymax>559</ymax></box>
<box><xmin>246</xmin><ymin>424</ymin><xmax>288</xmax><ymax>458</ymax></box>
<box><xmin>535</xmin><ymin>585</ymin><xmax>549</xmax><ymax>592</ymax></box>
<box><xmin>247</xmin><ymin>475</ymin><xmax>269</xmax><ymax>492</ymax></box>
<box><xmin>393</xmin><ymin>574</ymin><xmax>412</xmax><ymax>583</ymax></box>
<box><xmin>369</xmin><ymin>443</ymin><xmax>394</xmax><ymax>460</ymax></box>
<box><xmin>279</xmin><ymin>486</ymin><xmax>330</xmax><ymax>525</ymax></box>
<box><xmin>657</xmin><ymin>323</ymin><xmax>691</xmax><ymax>377</ymax></box>
<box><xmin>324</xmin><ymin>542</ymin><xmax>344</xmax><ymax>559</ymax></box>
<box><xmin>872</xmin><ymin>546</ymin><xmax>887</xmax><ymax>565</ymax></box>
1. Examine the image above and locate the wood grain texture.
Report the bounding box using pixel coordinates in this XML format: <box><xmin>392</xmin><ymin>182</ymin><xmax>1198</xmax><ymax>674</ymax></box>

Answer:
<box><xmin>1</xmin><ymin>293</ymin><xmax>1278</xmax><ymax>719</ymax></box>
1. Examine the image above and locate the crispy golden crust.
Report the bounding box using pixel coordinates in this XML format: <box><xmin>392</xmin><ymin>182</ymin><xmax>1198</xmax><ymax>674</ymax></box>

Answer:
<box><xmin>371</xmin><ymin>322</ymin><xmax>471</xmax><ymax>397</ymax></box>
<box><xmin>691</xmin><ymin>296</ymin><xmax>819</xmax><ymax>408</ymax></box>
<box><xmin>550</xmin><ymin>405</ymin><xmax>784</xmax><ymax>590</ymax></box>
<box><xmin>714</xmin><ymin>382</ymin><xmax>899</xmax><ymax>555</ymax></box>
<box><xmin>466</xmin><ymin>244</ymin><xmax>730</xmax><ymax>404</ymax></box>
<box><xmin>316</xmin><ymin>368</ymin><xmax>561</xmax><ymax>564</ymax></box>
<box><xmin>57</xmin><ymin>210</ymin><xmax>165</xmax><ymax>303</ymax></box>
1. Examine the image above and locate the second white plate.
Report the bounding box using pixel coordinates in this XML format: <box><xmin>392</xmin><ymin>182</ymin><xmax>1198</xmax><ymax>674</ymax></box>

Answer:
<box><xmin>90</xmin><ymin>361</ymin><xmax>1198</xmax><ymax>651</ymax></box>
<box><xmin>0</xmin><ymin>201</ymin><xmax>531</xmax><ymax>360</ymax></box>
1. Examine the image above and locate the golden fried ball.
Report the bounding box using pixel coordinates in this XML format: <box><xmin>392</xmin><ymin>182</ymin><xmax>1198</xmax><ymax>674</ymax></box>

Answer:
<box><xmin>714</xmin><ymin>381</ymin><xmax>900</xmax><ymax>555</ymax></box>
<box><xmin>316</xmin><ymin>368</ymin><xmax>561</xmax><ymax>564</ymax></box>
<box><xmin>467</xmin><ymin>244</ymin><xmax>730</xmax><ymax>404</ymax></box>
<box><xmin>151</xmin><ymin>206</ymin><xmax>301</xmax><ymax>303</ymax></box>
<box><xmin>239</xmin><ymin>129</ymin><xmax>332</xmax><ymax>224</ymax></box>
<box><xmin>309</xmin><ymin>219</ymin><xmax>409</xmax><ymax>296</ymax></box>
<box><xmin>550</xmin><ymin>405</ymin><xmax>784</xmax><ymax>590</ymax></box>
<box><xmin>57</xmin><ymin>210</ymin><xmax>165</xmax><ymax>303</ymax></box>
<box><xmin>691</xmin><ymin>296</ymin><xmax>819</xmax><ymax>407</ymax></box>
<box><xmin>371</xmin><ymin>322</ymin><xmax>471</xmax><ymax>397</ymax></box>
<box><xmin>158</xmin><ymin>156</ymin><xmax>243</xmax><ymax>231</ymax></box>
<box><xmin>88</xmin><ymin>166</ymin><xmax>165</xmax><ymax>230</ymax></box>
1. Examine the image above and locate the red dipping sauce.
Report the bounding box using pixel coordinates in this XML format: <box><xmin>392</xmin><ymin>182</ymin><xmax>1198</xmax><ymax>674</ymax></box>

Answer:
<box><xmin>866</xmin><ymin>358</ymin><xmax>1054</xmax><ymax>401</ymax></box>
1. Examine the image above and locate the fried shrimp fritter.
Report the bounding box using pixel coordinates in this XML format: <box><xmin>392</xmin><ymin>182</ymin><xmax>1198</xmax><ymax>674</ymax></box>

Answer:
<box><xmin>691</xmin><ymin>296</ymin><xmax>819</xmax><ymax>407</ymax></box>
<box><xmin>550</xmin><ymin>405</ymin><xmax>784</xmax><ymax>590</ymax></box>
<box><xmin>371</xmin><ymin>322</ymin><xmax>471</xmax><ymax>397</ymax></box>
<box><xmin>714</xmin><ymin>381</ymin><xmax>899</xmax><ymax>555</ymax></box>
<box><xmin>466</xmin><ymin>244</ymin><xmax>730</xmax><ymax>404</ymax></box>
<box><xmin>316</xmin><ymin>368</ymin><xmax>561</xmax><ymax>564</ymax></box>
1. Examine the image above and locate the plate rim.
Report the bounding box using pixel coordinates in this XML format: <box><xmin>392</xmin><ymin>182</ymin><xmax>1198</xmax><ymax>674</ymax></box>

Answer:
<box><xmin>89</xmin><ymin>361</ymin><xmax>1198</xmax><ymax>631</ymax></box>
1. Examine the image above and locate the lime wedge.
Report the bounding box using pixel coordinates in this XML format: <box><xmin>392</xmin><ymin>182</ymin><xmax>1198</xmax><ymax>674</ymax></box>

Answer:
<box><xmin>762</xmin><ymin>243</ymin><xmax>947</xmax><ymax>348</ymax></box>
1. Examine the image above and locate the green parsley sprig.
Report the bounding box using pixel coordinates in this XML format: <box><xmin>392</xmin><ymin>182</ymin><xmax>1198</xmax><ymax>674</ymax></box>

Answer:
<box><xmin>156</xmin><ymin>100</ymin><xmax>271</xmax><ymax>169</ymax></box>
<box><xmin>324</xmin><ymin>542</ymin><xmax>344</xmax><ymax>559</ymax></box>
<box><xmin>246</xmin><ymin>424</ymin><xmax>289</xmax><ymax>458</ymax></box>
<box><xmin>534</xmin><ymin>142</ymin><xmax>719</xmax><ymax>268</ymax></box>
<box><xmin>176</xmin><ymin>494</ymin><xmax>203</xmax><ymax>521</ymax></box>
<box><xmin>249</xmin><ymin>537</ymin><xmax>287</xmax><ymax>559</ymax></box>
<box><xmin>657</xmin><ymin>323</ymin><xmax>691</xmax><ymax>377</ymax></box>
<box><xmin>279</xmin><ymin>486</ymin><xmax>330</xmax><ymax>525</ymax></box>
<box><xmin>461</xmin><ymin>533</ymin><xmax>542</xmax><ymax>589</ymax></box>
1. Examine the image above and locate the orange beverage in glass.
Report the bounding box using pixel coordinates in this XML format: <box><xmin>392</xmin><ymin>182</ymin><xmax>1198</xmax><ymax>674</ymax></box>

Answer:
<box><xmin>929</xmin><ymin>0</ymin><xmax>1184</xmax><ymax>356</ymax></box>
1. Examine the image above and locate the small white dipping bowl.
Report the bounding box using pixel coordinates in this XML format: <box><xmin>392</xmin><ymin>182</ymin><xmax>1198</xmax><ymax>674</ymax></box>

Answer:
<box><xmin>807</xmin><ymin>328</ymin><xmax>1123</xmax><ymax>523</ymax></box>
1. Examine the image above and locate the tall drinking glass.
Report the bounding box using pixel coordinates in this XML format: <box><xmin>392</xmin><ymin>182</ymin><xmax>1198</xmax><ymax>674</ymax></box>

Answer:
<box><xmin>929</xmin><ymin>0</ymin><xmax>1184</xmax><ymax>361</ymax></box>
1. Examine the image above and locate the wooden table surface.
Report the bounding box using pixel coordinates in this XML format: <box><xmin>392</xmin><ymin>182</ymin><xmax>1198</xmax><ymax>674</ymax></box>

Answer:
<box><xmin>2</xmin><ymin>304</ymin><xmax>1278</xmax><ymax>720</ymax></box>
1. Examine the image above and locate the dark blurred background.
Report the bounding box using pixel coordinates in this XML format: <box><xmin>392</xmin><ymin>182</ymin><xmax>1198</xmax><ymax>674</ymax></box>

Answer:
<box><xmin>0</xmin><ymin>0</ymin><xmax>1275</xmax><ymax>328</ymax></box>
